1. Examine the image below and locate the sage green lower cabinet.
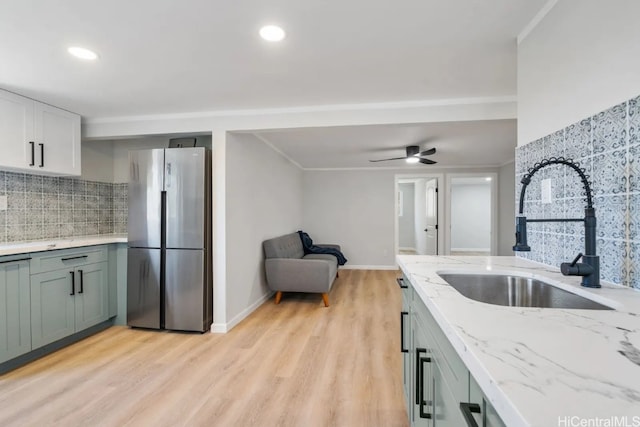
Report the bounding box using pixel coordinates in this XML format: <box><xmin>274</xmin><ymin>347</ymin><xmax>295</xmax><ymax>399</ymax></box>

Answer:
<box><xmin>402</xmin><ymin>276</ymin><xmax>506</xmax><ymax>427</ymax></box>
<box><xmin>0</xmin><ymin>258</ymin><xmax>31</xmax><ymax>364</ymax></box>
<box><xmin>31</xmin><ymin>260</ymin><xmax>108</xmax><ymax>349</ymax></box>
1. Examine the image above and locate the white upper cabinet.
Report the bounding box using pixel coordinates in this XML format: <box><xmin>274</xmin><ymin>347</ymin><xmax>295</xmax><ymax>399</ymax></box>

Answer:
<box><xmin>0</xmin><ymin>89</ymin><xmax>81</xmax><ymax>176</ymax></box>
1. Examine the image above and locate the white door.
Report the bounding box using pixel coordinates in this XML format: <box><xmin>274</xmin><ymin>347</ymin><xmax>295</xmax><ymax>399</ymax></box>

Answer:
<box><xmin>0</xmin><ymin>90</ymin><xmax>34</xmax><ymax>170</ymax></box>
<box><xmin>424</xmin><ymin>178</ymin><xmax>438</xmax><ymax>255</ymax></box>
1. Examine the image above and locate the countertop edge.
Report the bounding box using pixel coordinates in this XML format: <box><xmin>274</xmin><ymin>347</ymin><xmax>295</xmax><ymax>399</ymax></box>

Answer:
<box><xmin>0</xmin><ymin>235</ymin><xmax>128</xmax><ymax>256</ymax></box>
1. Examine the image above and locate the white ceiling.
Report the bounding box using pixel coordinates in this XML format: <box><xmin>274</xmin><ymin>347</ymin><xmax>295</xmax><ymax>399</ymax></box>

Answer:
<box><xmin>249</xmin><ymin>119</ymin><xmax>517</xmax><ymax>169</ymax></box>
<box><xmin>1</xmin><ymin>0</ymin><xmax>546</xmax><ymax>168</ymax></box>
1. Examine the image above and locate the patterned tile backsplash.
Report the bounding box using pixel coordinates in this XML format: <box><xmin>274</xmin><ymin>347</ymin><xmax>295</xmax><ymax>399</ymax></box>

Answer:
<box><xmin>0</xmin><ymin>171</ymin><xmax>127</xmax><ymax>243</ymax></box>
<box><xmin>515</xmin><ymin>94</ymin><xmax>640</xmax><ymax>289</ymax></box>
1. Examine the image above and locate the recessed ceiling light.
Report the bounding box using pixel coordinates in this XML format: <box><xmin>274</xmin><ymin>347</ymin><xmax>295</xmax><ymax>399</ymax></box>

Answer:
<box><xmin>67</xmin><ymin>46</ymin><xmax>98</xmax><ymax>60</ymax></box>
<box><xmin>259</xmin><ymin>25</ymin><xmax>286</xmax><ymax>42</ymax></box>
<box><xmin>485</xmin><ymin>177</ymin><xmax>492</xmax><ymax>181</ymax></box>
<box><xmin>406</xmin><ymin>157</ymin><xmax>420</xmax><ymax>164</ymax></box>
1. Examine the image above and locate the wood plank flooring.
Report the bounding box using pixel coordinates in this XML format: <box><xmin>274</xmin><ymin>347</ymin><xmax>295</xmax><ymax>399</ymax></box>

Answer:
<box><xmin>0</xmin><ymin>270</ymin><xmax>409</xmax><ymax>427</ymax></box>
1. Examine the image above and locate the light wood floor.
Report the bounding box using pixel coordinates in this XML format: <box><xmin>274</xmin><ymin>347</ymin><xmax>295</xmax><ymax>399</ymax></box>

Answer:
<box><xmin>0</xmin><ymin>270</ymin><xmax>408</xmax><ymax>427</ymax></box>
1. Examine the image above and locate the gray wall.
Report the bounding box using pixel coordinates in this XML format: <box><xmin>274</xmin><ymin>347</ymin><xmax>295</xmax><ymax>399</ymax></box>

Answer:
<box><xmin>225</xmin><ymin>132</ymin><xmax>303</xmax><ymax>322</ymax></box>
<box><xmin>498</xmin><ymin>161</ymin><xmax>515</xmax><ymax>256</ymax></box>
<box><xmin>398</xmin><ymin>183</ymin><xmax>415</xmax><ymax>249</ymax></box>
<box><xmin>451</xmin><ymin>183</ymin><xmax>491</xmax><ymax>251</ymax></box>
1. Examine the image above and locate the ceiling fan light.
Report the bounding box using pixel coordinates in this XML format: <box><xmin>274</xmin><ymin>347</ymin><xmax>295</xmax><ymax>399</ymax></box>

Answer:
<box><xmin>406</xmin><ymin>157</ymin><xmax>420</xmax><ymax>164</ymax></box>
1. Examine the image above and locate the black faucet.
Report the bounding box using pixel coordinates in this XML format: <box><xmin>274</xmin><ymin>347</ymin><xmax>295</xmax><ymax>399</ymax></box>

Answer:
<box><xmin>513</xmin><ymin>157</ymin><xmax>600</xmax><ymax>288</ymax></box>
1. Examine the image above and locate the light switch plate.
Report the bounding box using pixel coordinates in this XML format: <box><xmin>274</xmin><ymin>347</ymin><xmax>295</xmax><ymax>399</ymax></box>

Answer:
<box><xmin>541</xmin><ymin>178</ymin><xmax>552</xmax><ymax>204</ymax></box>
<box><xmin>0</xmin><ymin>195</ymin><xmax>7</xmax><ymax>211</ymax></box>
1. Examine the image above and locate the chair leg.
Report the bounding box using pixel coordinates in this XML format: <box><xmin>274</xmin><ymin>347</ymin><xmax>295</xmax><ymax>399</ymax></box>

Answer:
<box><xmin>321</xmin><ymin>293</ymin><xmax>330</xmax><ymax>307</ymax></box>
<box><xmin>275</xmin><ymin>291</ymin><xmax>283</xmax><ymax>305</ymax></box>
<box><xmin>336</xmin><ymin>269</ymin><xmax>339</xmax><ymax>278</ymax></box>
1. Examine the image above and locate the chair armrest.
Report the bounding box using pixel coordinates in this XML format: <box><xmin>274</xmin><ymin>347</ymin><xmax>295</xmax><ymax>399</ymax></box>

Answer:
<box><xmin>265</xmin><ymin>258</ymin><xmax>335</xmax><ymax>293</ymax></box>
<box><xmin>315</xmin><ymin>244</ymin><xmax>341</xmax><ymax>251</ymax></box>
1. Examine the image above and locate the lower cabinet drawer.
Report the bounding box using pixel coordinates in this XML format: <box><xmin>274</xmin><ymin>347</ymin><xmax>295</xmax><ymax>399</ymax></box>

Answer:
<box><xmin>30</xmin><ymin>245</ymin><xmax>108</xmax><ymax>274</ymax></box>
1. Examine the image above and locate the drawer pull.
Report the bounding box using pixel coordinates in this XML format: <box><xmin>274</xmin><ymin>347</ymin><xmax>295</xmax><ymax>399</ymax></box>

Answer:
<box><xmin>61</xmin><ymin>255</ymin><xmax>88</xmax><ymax>261</ymax></box>
<box><xmin>400</xmin><ymin>311</ymin><xmax>409</xmax><ymax>353</ymax></box>
<box><xmin>460</xmin><ymin>402</ymin><xmax>481</xmax><ymax>427</ymax></box>
<box><xmin>78</xmin><ymin>270</ymin><xmax>84</xmax><ymax>294</ymax></box>
<box><xmin>396</xmin><ymin>277</ymin><xmax>408</xmax><ymax>289</ymax></box>
<box><xmin>419</xmin><ymin>357</ymin><xmax>432</xmax><ymax>419</ymax></box>
<box><xmin>415</xmin><ymin>347</ymin><xmax>427</xmax><ymax>404</ymax></box>
<box><xmin>70</xmin><ymin>271</ymin><xmax>75</xmax><ymax>296</ymax></box>
<box><xmin>39</xmin><ymin>143</ymin><xmax>44</xmax><ymax>167</ymax></box>
<box><xmin>0</xmin><ymin>257</ymin><xmax>31</xmax><ymax>264</ymax></box>
<box><xmin>29</xmin><ymin>141</ymin><xmax>35</xmax><ymax>166</ymax></box>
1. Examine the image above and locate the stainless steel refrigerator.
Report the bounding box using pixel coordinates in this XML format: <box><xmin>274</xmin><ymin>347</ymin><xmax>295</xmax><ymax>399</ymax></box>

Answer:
<box><xmin>126</xmin><ymin>147</ymin><xmax>212</xmax><ymax>332</ymax></box>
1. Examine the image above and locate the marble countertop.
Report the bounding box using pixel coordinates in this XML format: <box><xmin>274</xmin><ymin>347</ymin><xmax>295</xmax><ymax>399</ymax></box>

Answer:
<box><xmin>0</xmin><ymin>234</ymin><xmax>128</xmax><ymax>257</ymax></box>
<box><xmin>397</xmin><ymin>255</ymin><xmax>640</xmax><ymax>427</ymax></box>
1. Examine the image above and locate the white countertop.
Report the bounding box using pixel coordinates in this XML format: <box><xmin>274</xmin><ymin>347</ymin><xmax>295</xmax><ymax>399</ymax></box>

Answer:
<box><xmin>397</xmin><ymin>255</ymin><xmax>640</xmax><ymax>427</ymax></box>
<box><xmin>0</xmin><ymin>234</ymin><xmax>128</xmax><ymax>256</ymax></box>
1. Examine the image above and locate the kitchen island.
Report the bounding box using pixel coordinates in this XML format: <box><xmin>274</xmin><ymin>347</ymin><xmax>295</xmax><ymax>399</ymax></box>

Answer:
<box><xmin>398</xmin><ymin>255</ymin><xmax>640</xmax><ymax>427</ymax></box>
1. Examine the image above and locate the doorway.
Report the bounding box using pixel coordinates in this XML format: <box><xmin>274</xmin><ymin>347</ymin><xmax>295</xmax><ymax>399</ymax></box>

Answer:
<box><xmin>396</xmin><ymin>175</ymin><xmax>443</xmax><ymax>256</ymax></box>
<box><xmin>446</xmin><ymin>174</ymin><xmax>497</xmax><ymax>255</ymax></box>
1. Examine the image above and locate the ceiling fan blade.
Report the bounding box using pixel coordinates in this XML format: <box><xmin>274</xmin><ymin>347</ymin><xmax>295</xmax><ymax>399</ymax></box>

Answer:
<box><xmin>419</xmin><ymin>147</ymin><xmax>436</xmax><ymax>156</ymax></box>
<box><xmin>419</xmin><ymin>158</ymin><xmax>437</xmax><ymax>165</ymax></box>
<box><xmin>369</xmin><ymin>156</ymin><xmax>408</xmax><ymax>162</ymax></box>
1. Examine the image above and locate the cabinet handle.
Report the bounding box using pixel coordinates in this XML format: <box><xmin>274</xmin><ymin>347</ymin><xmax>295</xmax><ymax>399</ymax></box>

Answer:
<box><xmin>78</xmin><ymin>269</ymin><xmax>84</xmax><ymax>294</ymax></box>
<box><xmin>0</xmin><ymin>257</ymin><xmax>31</xmax><ymax>264</ymax></box>
<box><xmin>415</xmin><ymin>347</ymin><xmax>427</xmax><ymax>404</ymax></box>
<box><xmin>39</xmin><ymin>143</ymin><xmax>44</xmax><ymax>167</ymax></box>
<box><xmin>396</xmin><ymin>277</ymin><xmax>408</xmax><ymax>289</ymax></box>
<box><xmin>70</xmin><ymin>271</ymin><xmax>75</xmax><ymax>296</ymax></box>
<box><xmin>61</xmin><ymin>255</ymin><xmax>88</xmax><ymax>261</ymax></box>
<box><xmin>29</xmin><ymin>141</ymin><xmax>35</xmax><ymax>166</ymax></box>
<box><xmin>460</xmin><ymin>402</ymin><xmax>482</xmax><ymax>427</ymax></box>
<box><xmin>400</xmin><ymin>311</ymin><xmax>408</xmax><ymax>353</ymax></box>
<box><xmin>419</xmin><ymin>357</ymin><xmax>432</xmax><ymax>419</ymax></box>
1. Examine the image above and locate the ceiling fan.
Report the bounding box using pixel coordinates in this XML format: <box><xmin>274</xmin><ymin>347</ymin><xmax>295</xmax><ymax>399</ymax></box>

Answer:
<box><xmin>369</xmin><ymin>145</ymin><xmax>437</xmax><ymax>165</ymax></box>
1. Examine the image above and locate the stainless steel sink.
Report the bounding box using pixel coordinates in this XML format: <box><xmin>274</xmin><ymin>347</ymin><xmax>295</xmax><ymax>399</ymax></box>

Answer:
<box><xmin>438</xmin><ymin>273</ymin><xmax>613</xmax><ymax>310</ymax></box>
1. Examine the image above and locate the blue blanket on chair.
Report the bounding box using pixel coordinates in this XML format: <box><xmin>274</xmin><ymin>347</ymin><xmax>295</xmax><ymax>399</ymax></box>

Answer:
<box><xmin>297</xmin><ymin>231</ymin><xmax>347</xmax><ymax>266</ymax></box>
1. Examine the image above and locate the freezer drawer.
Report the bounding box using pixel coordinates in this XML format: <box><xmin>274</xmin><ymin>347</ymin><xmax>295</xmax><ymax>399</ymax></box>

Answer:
<box><xmin>165</xmin><ymin>249</ymin><xmax>208</xmax><ymax>332</ymax></box>
<box><xmin>127</xmin><ymin>248</ymin><xmax>161</xmax><ymax>329</ymax></box>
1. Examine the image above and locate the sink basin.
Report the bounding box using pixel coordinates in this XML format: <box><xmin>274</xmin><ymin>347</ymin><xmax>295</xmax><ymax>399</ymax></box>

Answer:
<box><xmin>438</xmin><ymin>273</ymin><xmax>613</xmax><ymax>310</ymax></box>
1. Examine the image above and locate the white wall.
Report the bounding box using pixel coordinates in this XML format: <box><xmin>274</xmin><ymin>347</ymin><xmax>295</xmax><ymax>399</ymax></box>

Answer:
<box><xmin>225</xmin><ymin>133</ymin><xmax>303</xmax><ymax>325</ymax></box>
<box><xmin>498</xmin><ymin>161</ymin><xmax>515</xmax><ymax>255</ymax></box>
<box><xmin>398</xmin><ymin>183</ymin><xmax>415</xmax><ymax>249</ymax></box>
<box><xmin>518</xmin><ymin>0</ymin><xmax>640</xmax><ymax>144</ymax></box>
<box><xmin>112</xmin><ymin>136</ymin><xmax>170</xmax><ymax>182</ymax></box>
<box><xmin>80</xmin><ymin>141</ymin><xmax>114</xmax><ymax>182</ymax></box>
<box><xmin>450</xmin><ymin>183</ymin><xmax>491</xmax><ymax>250</ymax></box>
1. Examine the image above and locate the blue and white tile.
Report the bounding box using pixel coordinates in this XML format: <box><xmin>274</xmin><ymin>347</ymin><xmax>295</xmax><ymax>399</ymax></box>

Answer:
<box><xmin>542</xmin><ymin>232</ymin><xmax>565</xmax><ymax>267</ymax></box>
<box><xmin>629</xmin><ymin>143</ymin><xmax>640</xmax><ymax>193</ymax></box>
<box><xmin>591</xmin><ymin>150</ymin><xmax>627</xmax><ymax>195</ymax></box>
<box><xmin>630</xmin><ymin>242</ymin><xmax>640</xmax><ymax>289</ymax></box>
<box><xmin>565</xmin><ymin>233</ymin><xmax>585</xmax><ymax>263</ymax></box>
<box><xmin>564</xmin><ymin>118</ymin><xmax>592</xmax><ymax>160</ymax></box>
<box><xmin>527</xmin><ymin>231</ymin><xmax>544</xmax><ymax>262</ymax></box>
<box><xmin>594</xmin><ymin>195</ymin><xmax>627</xmax><ymax>240</ymax></box>
<box><xmin>6</xmin><ymin>173</ymin><xmax>25</xmax><ymax>192</ymax></box>
<box><xmin>58</xmin><ymin>177</ymin><xmax>74</xmax><ymax>195</ymax></box>
<box><xmin>629</xmin><ymin>95</ymin><xmax>640</xmax><ymax>146</ymax></box>
<box><xmin>544</xmin><ymin>163</ymin><xmax>566</xmax><ymax>200</ymax></box>
<box><xmin>515</xmin><ymin>146</ymin><xmax>527</xmax><ymax>175</ymax></box>
<box><xmin>545</xmin><ymin>129</ymin><xmax>565</xmax><ymax>159</ymax></box>
<box><xmin>563</xmin><ymin>157</ymin><xmax>592</xmax><ymax>198</ymax></box>
<box><xmin>598</xmin><ymin>238</ymin><xmax>626</xmax><ymax>285</ymax></box>
<box><xmin>545</xmin><ymin>199</ymin><xmax>565</xmax><ymax>234</ymax></box>
<box><xmin>592</xmin><ymin>102</ymin><xmax>627</xmax><ymax>154</ymax></box>
<box><xmin>42</xmin><ymin>176</ymin><xmax>59</xmax><ymax>194</ymax></box>
<box><xmin>0</xmin><ymin>172</ymin><xmax>6</xmax><ymax>194</ymax></box>
<box><xmin>25</xmin><ymin>174</ymin><xmax>43</xmax><ymax>193</ymax></box>
<box><xmin>629</xmin><ymin>194</ymin><xmax>640</xmax><ymax>242</ymax></box>
<box><xmin>526</xmin><ymin>137</ymin><xmax>546</xmax><ymax>172</ymax></box>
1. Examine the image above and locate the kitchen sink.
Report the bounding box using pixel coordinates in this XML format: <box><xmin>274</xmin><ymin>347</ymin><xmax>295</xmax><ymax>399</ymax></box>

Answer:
<box><xmin>438</xmin><ymin>273</ymin><xmax>613</xmax><ymax>310</ymax></box>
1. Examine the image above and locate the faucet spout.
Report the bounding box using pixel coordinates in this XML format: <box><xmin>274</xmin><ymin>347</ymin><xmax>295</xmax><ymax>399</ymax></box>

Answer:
<box><xmin>514</xmin><ymin>157</ymin><xmax>600</xmax><ymax>288</ymax></box>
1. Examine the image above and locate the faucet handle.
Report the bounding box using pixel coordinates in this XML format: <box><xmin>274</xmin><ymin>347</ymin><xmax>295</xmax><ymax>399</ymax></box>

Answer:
<box><xmin>570</xmin><ymin>252</ymin><xmax>584</xmax><ymax>267</ymax></box>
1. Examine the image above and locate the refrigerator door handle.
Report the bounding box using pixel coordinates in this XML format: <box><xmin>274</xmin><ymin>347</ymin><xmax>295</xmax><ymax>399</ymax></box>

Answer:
<box><xmin>166</xmin><ymin>162</ymin><xmax>172</xmax><ymax>188</ymax></box>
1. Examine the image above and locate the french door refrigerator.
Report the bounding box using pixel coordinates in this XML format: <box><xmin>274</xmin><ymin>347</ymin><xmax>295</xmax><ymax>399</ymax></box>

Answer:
<box><xmin>127</xmin><ymin>147</ymin><xmax>212</xmax><ymax>332</ymax></box>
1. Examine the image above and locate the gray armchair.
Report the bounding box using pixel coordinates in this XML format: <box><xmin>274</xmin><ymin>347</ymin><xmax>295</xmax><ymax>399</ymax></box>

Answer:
<box><xmin>263</xmin><ymin>233</ymin><xmax>340</xmax><ymax>306</ymax></box>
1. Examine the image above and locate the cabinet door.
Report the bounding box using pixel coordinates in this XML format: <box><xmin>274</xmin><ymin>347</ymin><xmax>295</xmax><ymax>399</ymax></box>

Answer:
<box><xmin>432</xmin><ymin>360</ymin><xmax>468</xmax><ymax>427</ymax></box>
<box><xmin>412</xmin><ymin>319</ymin><xmax>434</xmax><ymax>427</ymax></box>
<box><xmin>33</xmin><ymin>102</ymin><xmax>81</xmax><ymax>176</ymax></box>
<box><xmin>469</xmin><ymin>374</ymin><xmax>506</xmax><ymax>427</ymax></box>
<box><xmin>0</xmin><ymin>90</ymin><xmax>34</xmax><ymax>170</ymax></box>
<box><xmin>31</xmin><ymin>269</ymin><xmax>76</xmax><ymax>349</ymax></box>
<box><xmin>0</xmin><ymin>259</ymin><xmax>31</xmax><ymax>363</ymax></box>
<box><xmin>74</xmin><ymin>262</ymin><xmax>108</xmax><ymax>331</ymax></box>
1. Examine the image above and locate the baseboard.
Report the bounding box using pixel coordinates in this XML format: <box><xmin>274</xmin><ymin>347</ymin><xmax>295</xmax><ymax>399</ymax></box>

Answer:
<box><xmin>451</xmin><ymin>248</ymin><xmax>490</xmax><ymax>252</ymax></box>
<box><xmin>399</xmin><ymin>247</ymin><xmax>416</xmax><ymax>252</ymax></box>
<box><xmin>210</xmin><ymin>290</ymin><xmax>274</xmax><ymax>334</ymax></box>
<box><xmin>341</xmin><ymin>265</ymin><xmax>398</xmax><ymax>270</ymax></box>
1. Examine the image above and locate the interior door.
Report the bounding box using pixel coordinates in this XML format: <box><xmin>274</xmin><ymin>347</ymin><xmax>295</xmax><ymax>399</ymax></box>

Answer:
<box><xmin>424</xmin><ymin>178</ymin><xmax>438</xmax><ymax>255</ymax></box>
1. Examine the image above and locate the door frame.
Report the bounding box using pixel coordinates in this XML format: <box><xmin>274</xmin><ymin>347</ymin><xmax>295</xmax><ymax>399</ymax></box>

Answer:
<box><xmin>394</xmin><ymin>173</ymin><xmax>444</xmax><ymax>256</ymax></box>
<box><xmin>445</xmin><ymin>173</ymin><xmax>498</xmax><ymax>255</ymax></box>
